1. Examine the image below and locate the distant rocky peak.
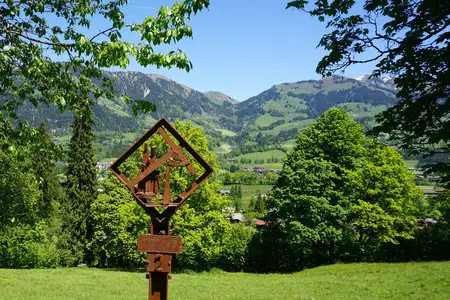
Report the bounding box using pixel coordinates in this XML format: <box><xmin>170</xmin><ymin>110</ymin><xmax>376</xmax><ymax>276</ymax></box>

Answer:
<box><xmin>148</xmin><ymin>73</ymin><xmax>194</xmax><ymax>98</ymax></box>
<box><xmin>355</xmin><ymin>74</ymin><xmax>396</xmax><ymax>88</ymax></box>
<box><xmin>204</xmin><ymin>91</ymin><xmax>239</xmax><ymax>105</ymax></box>
<box><xmin>356</xmin><ymin>74</ymin><xmax>394</xmax><ymax>82</ymax></box>
<box><xmin>355</xmin><ymin>75</ymin><xmax>369</xmax><ymax>81</ymax></box>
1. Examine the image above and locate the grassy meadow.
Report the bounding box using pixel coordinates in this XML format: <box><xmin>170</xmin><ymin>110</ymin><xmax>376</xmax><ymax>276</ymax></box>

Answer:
<box><xmin>233</xmin><ymin>150</ymin><xmax>286</xmax><ymax>169</ymax></box>
<box><xmin>222</xmin><ymin>184</ymin><xmax>272</xmax><ymax>207</ymax></box>
<box><xmin>0</xmin><ymin>262</ymin><xmax>449</xmax><ymax>299</ymax></box>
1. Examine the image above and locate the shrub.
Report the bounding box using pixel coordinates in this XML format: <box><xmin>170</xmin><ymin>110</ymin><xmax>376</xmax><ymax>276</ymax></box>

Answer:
<box><xmin>0</xmin><ymin>222</ymin><xmax>61</xmax><ymax>268</ymax></box>
<box><xmin>219</xmin><ymin>224</ymin><xmax>255</xmax><ymax>272</ymax></box>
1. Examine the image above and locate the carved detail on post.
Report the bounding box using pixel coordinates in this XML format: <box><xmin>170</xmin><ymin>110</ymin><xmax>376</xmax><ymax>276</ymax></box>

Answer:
<box><xmin>109</xmin><ymin>118</ymin><xmax>214</xmax><ymax>300</ymax></box>
<box><xmin>138</xmin><ymin>235</ymin><xmax>182</xmax><ymax>254</ymax></box>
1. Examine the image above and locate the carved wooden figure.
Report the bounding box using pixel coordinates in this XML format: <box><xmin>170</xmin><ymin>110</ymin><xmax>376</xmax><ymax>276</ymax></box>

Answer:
<box><xmin>110</xmin><ymin>118</ymin><xmax>214</xmax><ymax>300</ymax></box>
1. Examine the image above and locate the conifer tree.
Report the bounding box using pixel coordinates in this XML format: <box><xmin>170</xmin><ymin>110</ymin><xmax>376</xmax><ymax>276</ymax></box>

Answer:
<box><xmin>64</xmin><ymin>101</ymin><xmax>97</xmax><ymax>265</ymax></box>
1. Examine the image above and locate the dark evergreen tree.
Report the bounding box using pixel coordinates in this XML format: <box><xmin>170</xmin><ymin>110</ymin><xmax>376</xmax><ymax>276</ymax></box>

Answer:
<box><xmin>248</xmin><ymin>190</ymin><xmax>266</xmax><ymax>214</ymax></box>
<box><xmin>64</xmin><ymin>101</ymin><xmax>97</xmax><ymax>265</ymax></box>
<box><xmin>248</xmin><ymin>197</ymin><xmax>256</xmax><ymax>213</ymax></box>
<box><xmin>237</xmin><ymin>185</ymin><xmax>243</xmax><ymax>201</ymax></box>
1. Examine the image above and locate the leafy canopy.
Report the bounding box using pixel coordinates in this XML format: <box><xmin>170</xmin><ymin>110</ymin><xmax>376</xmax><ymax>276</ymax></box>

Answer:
<box><xmin>265</xmin><ymin>108</ymin><xmax>421</xmax><ymax>269</ymax></box>
<box><xmin>286</xmin><ymin>0</ymin><xmax>449</xmax><ymax>182</ymax></box>
<box><xmin>0</xmin><ymin>0</ymin><xmax>210</xmax><ymax>115</ymax></box>
<box><xmin>89</xmin><ymin>120</ymin><xmax>239</xmax><ymax>270</ymax></box>
<box><xmin>0</xmin><ymin>117</ymin><xmax>67</xmax><ymax>268</ymax></box>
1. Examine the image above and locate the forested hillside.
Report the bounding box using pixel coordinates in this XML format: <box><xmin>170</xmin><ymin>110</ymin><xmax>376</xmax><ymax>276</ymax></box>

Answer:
<box><xmin>14</xmin><ymin>71</ymin><xmax>399</xmax><ymax>160</ymax></box>
<box><xmin>16</xmin><ymin>71</ymin><xmax>237</xmax><ymax>135</ymax></box>
<box><xmin>235</xmin><ymin>75</ymin><xmax>397</xmax><ymax>147</ymax></box>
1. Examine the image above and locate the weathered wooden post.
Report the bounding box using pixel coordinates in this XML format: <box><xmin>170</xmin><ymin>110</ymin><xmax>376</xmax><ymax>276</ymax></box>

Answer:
<box><xmin>109</xmin><ymin>118</ymin><xmax>214</xmax><ymax>300</ymax></box>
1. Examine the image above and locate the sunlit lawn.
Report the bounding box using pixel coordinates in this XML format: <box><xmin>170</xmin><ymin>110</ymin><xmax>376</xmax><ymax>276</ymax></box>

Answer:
<box><xmin>1</xmin><ymin>262</ymin><xmax>449</xmax><ymax>299</ymax></box>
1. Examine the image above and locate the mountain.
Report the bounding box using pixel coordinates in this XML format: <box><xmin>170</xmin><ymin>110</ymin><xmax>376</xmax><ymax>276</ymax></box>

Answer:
<box><xmin>18</xmin><ymin>70</ymin><xmax>237</xmax><ymax>132</ymax></box>
<box><xmin>15</xmin><ymin>72</ymin><xmax>398</xmax><ymax>158</ymax></box>
<box><xmin>204</xmin><ymin>91</ymin><xmax>239</xmax><ymax>105</ymax></box>
<box><xmin>235</xmin><ymin>75</ymin><xmax>397</xmax><ymax>145</ymax></box>
<box><xmin>15</xmin><ymin>71</ymin><xmax>240</xmax><ymax>158</ymax></box>
<box><xmin>356</xmin><ymin>74</ymin><xmax>396</xmax><ymax>87</ymax></box>
<box><xmin>238</xmin><ymin>75</ymin><xmax>396</xmax><ymax>121</ymax></box>
<box><xmin>102</xmin><ymin>71</ymin><xmax>237</xmax><ymax>130</ymax></box>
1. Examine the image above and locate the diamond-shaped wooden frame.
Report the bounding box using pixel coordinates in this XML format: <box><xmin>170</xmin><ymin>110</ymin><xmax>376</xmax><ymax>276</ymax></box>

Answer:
<box><xmin>109</xmin><ymin>118</ymin><xmax>214</xmax><ymax>219</ymax></box>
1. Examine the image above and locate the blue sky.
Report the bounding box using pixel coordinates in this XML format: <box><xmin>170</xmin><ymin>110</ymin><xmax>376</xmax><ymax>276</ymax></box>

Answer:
<box><xmin>112</xmin><ymin>1</ymin><xmax>377</xmax><ymax>101</ymax></box>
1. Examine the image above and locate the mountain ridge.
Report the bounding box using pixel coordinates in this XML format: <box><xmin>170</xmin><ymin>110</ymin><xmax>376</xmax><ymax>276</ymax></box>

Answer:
<box><xmin>204</xmin><ymin>91</ymin><xmax>239</xmax><ymax>105</ymax></box>
<box><xmin>15</xmin><ymin>71</ymin><xmax>398</xmax><ymax>158</ymax></box>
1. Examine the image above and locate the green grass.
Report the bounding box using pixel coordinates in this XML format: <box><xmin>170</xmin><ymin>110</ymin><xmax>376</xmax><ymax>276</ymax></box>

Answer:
<box><xmin>233</xmin><ymin>150</ymin><xmax>286</xmax><ymax>169</ymax></box>
<box><xmin>218</xmin><ymin>143</ymin><xmax>232</xmax><ymax>153</ymax></box>
<box><xmin>418</xmin><ymin>185</ymin><xmax>435</xmax><ymax>191</ymax></box>
<box><xmin>277</xmin><ymin>82</ymin><xmax>319</xmax><ymax>95</ymax></box>
<box><xmin>98</xmin><ymin>97</ymin><xmax>130</xmax><ymax>117</ymax></box>
<box><xmin>1</xmin><ymin>262</ymin><xmax>449</xmax><ymax>299</ymax></box>
<box><xmin>256</xmin><ymin>162</ymin><xmax>284</xmax><ymax>169</ymax></box>
<box><xmin>254</xmin><ymin>114</ymin><xmax>283</xmax><ymax>127</ymax></box>
<box><xmin>262</xmin><ymin>98</ymin><xmax>308</xmax><ymax>116</ymax></box>
<box><xmin>262</xmin><ymin>119</ymin><xmax>314</xmax><ymax>135</ymax></box>
<box><xmin>323</xmin><ymin>81</ymin><xmax>353</xmax><ymax>92</ymax></box>
<box><xmin>234</xmin><ymin>150</ymin><xmax>286</xmax><ymax>162</ymax></box>
<box><xmin>216</xmin><ymin>128</ymin><xmax>237</xmax><ymax>137</ymax></box>
<box><xmin>223</xmin><ymin>184</ymin><xmax>272</xmax><ymax>207</ymax></box>
<box><xmin>405</xmin><ymin>160</ymin><xmax>419</xmax><ymax>168</ymax></box>
<box><xmin>99</xmin><ymin>157</ymin><xmax>116</xmax><ymax>163</ymax></box>
<box><xmin>337</xmin><ymin>103</ymin><xmax>388</xmax><ymax>119</ymax></box>
<box><xmin>281</xmin><ymin>139</ymin><xmax>297</xmax><ymax>151</ymax></box>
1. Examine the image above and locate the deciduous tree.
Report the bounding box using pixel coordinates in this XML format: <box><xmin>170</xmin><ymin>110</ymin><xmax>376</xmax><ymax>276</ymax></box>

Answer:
<box><xmin>32</xmin><ymin>121</ymin><xmax>65</xmax><ymax>218</ymax></box>
<box><xmin>262</xmin><ymin>108</ymin><xmax>421</xmax><ymax>271</ymax></box>
<box><xmin>343</xmin><ymin>140</ymin><xmax>421</xmax><ymax>258</ymax></box>
<box><xmin>0</xmin><ymin>115</ymin><xmax>65</xmax><ymax>268</ymax></box>
<box><xmin>0</xmin><ymin>0</ymin><xmax>210</xmax><ymax>120</ymax></box>
<box><xmin>287</xmin><ymin>0</ymin><xmax>449</xmax><ymax>183</ymax></box>
<box><xmin>89</xmin><ymin>120</ymin><xmax>235</xmax><ymax>270</ymax></box>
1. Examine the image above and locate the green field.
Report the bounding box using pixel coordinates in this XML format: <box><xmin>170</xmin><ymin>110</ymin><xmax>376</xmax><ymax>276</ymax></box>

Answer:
<box><xmin>217</xmin><ymin>143</ymin><xmax>232</xmax><ymax>153</ymax></box>
<box><xmin>1</xmin><ymin>262</ymin><xmax>449</xmax><ymax>299</ymax></box>
<box><xmin>233</xmin><ymin>150</ymin><xmax>286</xmax><ymax>169</ymax></box>
<box><xmin>281</xmin><ymin>139</ymin><xmax>297</xmax><ymax>151</ymax></box>
<box><xmin>262</xmin><ymin>119</ymin><xmax>314</xmax><ymax>135</ymax></box>
<box><xmin>254</xmin><ymin>114</ymin><xmax>284</xmax><ymax>127</ymax></box>
<box><xmin>336</xmin><ymin>103</ymin><xmax>388</xmax><ymax>118</ymax></box>
<box><xmin>405</xmin><ymin>160</ymin><xmax>419</xmax><ymax>168</ymax></box>
<box><xmin>418</xmin><ymin>185</ymin><xmax>437</xmax><ymax>191</ymax></box>
<box><xmin>223</xmin><ymin>184</ymin><xmax>272</xmax><ymax>207</ymax></box>
<box><xmin>216</xmin><ymin>128</ymin><xmax>237</xmax><ymax>137</ymax></box>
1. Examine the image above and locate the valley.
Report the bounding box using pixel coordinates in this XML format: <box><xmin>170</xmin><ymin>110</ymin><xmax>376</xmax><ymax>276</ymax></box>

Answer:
<box><xmin>21</xmin><ymin>71</ymin><xmax>438</xmax><ymax>210</ymax></box>
<box><xmin>26</xmin><ymin>72</ymin><xmax>438</xmax><ymax>208</ymax></box>
<box><xmin>20</xmin><ymin>71</ymin><xmax>399</xmax><ymax>164</ymax></box>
